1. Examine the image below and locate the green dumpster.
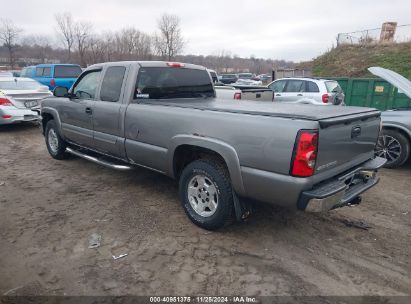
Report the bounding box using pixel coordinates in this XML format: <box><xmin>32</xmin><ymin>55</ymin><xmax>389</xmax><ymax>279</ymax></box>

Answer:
<box><xmin>329</xmin><ymin>77</ymin><xmax>411</xmax><ymax>110</ymax></box>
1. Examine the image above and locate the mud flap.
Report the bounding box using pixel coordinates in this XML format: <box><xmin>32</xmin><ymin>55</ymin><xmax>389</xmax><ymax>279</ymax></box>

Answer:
<box><xmin>233</xmin><ymin>192</ymin><xmax>252</xmax><ymax>221</ymax></box>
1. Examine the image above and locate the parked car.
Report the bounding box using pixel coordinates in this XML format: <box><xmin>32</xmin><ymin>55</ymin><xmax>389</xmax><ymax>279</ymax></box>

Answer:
<box><xmin>11</xmin><ymin>70</ymin><xmax>21</xmax><ymax>77</ymax></box>
<box><xmin>20</xmin><ymin>66</ymin><xmax>35</xmax><ymax>78</ymax></box>
<box><xmin>257</xmin><ymin>74</ymin><xmax>272</xmax><ymax>84</ymax></box>
<box><xmin>22</xmin><ymin>64</ymin><xmax>82</xmax><ymax>90</ymax></box>
<box><xmin>214</xmin><ymin>85</ymin><xmax>242</xmax><ymax>100</ymax></box>
<box><xmin>369</xmin><ymin>67</ymin><xmax>411</xmax><ymax>168</ymax></box>
<box><xmin>41</xmin><ymin>61</ymin><xmax>384</xmax><ymax>230</ymax></box>
<box><xmin>377</xmin><ymin>109</ymin><xmax>411</xmax><ymax>168</ymax></box>
<box><xmin>267</xmin><ymin>78</ymin><xmax>345</xmax><ymax>105</ymax></box>
<box><xmin>238</xmin><ymin>73</ymin><xmax>254</xmax><ymax>79</ymax></box>
<box><xmin>220</xmin><ymin>74</ymin><xmax>238</xmax><ymax>84</ymax></box>
<box><xmin>233</xmin><ymin>79</ymin><xmax>263</xmax><ymax>86</ymax></box>
<box><xmin>215</xmin><ymin>85</ymin><xmax>274</xmax><ymax>102</ymax></box>
<box><xmin>0</xmin><ymin>71</ymin><xmax>13</xmax><ymax>77</ymax></box>
<box><xmin>0</xmin><ymin>77</ymin><xmax>52</xmax><ymax>125</ymax></box>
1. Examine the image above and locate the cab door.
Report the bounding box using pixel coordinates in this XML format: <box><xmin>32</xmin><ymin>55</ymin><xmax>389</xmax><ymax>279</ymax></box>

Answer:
<box><xmin>60</xmin><ymin>69</ymin><xmax>102</xmax><ymax>147</ymax></box>
<box><xmin>92</xmin><ymin>65</ymin><xmax>129</xmax><ymax>158</ymax></box>
<box><xmin>281</xmin><ymin>79</ymin><xmax>305</xmax><ymax>102</ymax></box>
<box><xmin>268</xmin><ymin>79</ymin><xmax>287</xmax><ymax>101</ymax></box>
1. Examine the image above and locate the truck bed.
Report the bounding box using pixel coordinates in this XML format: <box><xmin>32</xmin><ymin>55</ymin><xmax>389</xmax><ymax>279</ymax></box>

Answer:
<box><xmin>142</xmin><ymin>98</ymin><xmax>380</xmax><ymax>122</ymax></box>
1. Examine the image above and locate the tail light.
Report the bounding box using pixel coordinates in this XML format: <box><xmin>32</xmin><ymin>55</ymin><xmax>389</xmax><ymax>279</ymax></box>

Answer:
<box><xmin>291</xmin><ymin>130</ymin><xmax>319</xmax><ymax>177</ymax></box>
<box><xmin>234</xmin><ymin>92</ymin><xmax>241</xmax><ymax>100</ymax></box>
<box><xmin>322</xmin><ymin>94</ymin><xmax>329</xmax><ymax>103</ymax></box>
<box><xmin>166</xmin><ymin>62</ymin><xmax>185</xmax><ymax>68</ymax></box>
<box><xmin>51</xmin><ymin>79</ymin><xmax>56</xmax><ymax>88</ymax></box>
<box><xmin>0</xmin><ymin>97</ymin><xmax>13</xmax><ymax>106</ymax></box>
<box><xmin>2</xmin><ymin>115</ymin><xmax>12</xmax><ymax>119</ymax></box>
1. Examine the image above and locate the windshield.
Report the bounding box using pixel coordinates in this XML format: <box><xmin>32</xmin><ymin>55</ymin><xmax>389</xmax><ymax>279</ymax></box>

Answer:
<box><xmin>0</xmin><ymin>80</ymin><xmax>43</xmax><ymax>90</ymax></box>
<box><xmin>325</xmin><ymin>81</ymin><xmax>343</xmax><ymax>93</ymax></box>
<box><xmin>54</xmin><ymin>65</ymin><xmax>82</xmax><ymax>78</ymax></box>
<box><xmin>135</xmin><ymin>67</ymin><xmax>214</xmax><ymax>99</ymax></box>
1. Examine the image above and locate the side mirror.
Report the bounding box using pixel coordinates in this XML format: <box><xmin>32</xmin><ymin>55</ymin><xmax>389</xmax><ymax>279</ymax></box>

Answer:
<box><xmin>53</xmin><ymin>86</ymin><xmax>68</xmax><ymax>97</ymax></box>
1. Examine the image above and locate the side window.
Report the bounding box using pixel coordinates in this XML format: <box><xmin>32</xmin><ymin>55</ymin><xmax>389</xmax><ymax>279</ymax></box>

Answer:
<box><xmin>35</xmin><ymin>67</ymin><xmax>43</xmax><ymax>77</ymax></box>
<box><xmin>35</xmin><ymin>67</ymin><xmax>51</xmax><ymax>77</ymax></box>
<box><xmin>72</xmin><ymin>70</ymin><xmax>102</xmax><ymax>100</ymax></box>
<box><xmin>268</xmin><ymin>80</ymin><xmax>286</xmax><ymax>92</ymax></box>
<box><xmin>284</xmin><ymin>80</ymin><xmax>304</xmax><ymax>92</ymax></box>
<box><xmin>43</xmin><ymin>67</ymin><xmax>51</xmax><ymax>77</ymax></box>
<box><xmin>306</xmin><ymin>81</ymin><xmax>319</xmax><ymax>92</ymax></box>
<box><xmin>100</xmin><ymin>66</ymin><xmax>126</xmax><ymax>102</ymax></box>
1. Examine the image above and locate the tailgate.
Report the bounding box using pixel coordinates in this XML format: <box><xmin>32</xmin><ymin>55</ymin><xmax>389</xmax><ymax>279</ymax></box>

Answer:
<box><xmin>315</xmin><ymin>111</ymin><xmax>381</xmax><ymax>173</ymax></box>
<box><xmin>241</xmin><ymin>89</ymin><xmax>274</xmax><ymax>102</ymax></box>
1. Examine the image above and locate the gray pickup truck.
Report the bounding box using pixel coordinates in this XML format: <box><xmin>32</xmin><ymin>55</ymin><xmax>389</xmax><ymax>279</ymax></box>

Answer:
<box><xmin>41</xmin><ymin>61</ymin><xmax>385</xmax><ymax>230</ymax></box>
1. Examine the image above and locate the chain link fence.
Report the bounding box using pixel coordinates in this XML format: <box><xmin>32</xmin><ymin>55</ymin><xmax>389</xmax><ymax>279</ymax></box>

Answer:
<box><xmin>337</xmin><ymin>23</ymin><xmax>411</xmax><ymax>45</ymax></box>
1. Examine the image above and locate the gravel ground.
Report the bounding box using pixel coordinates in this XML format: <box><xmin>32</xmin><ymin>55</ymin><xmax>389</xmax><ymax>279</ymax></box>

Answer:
<box><xmin>0</xmin><ymin>123</ymin><xmax>410</xmax><ymax>296</ymax></box>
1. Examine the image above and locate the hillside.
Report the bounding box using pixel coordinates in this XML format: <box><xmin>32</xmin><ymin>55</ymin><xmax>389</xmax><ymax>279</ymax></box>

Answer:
<box><xmin>299</xmin><ymin>42</ymin><xmax>411</xmax><ymax>78</ymax></box>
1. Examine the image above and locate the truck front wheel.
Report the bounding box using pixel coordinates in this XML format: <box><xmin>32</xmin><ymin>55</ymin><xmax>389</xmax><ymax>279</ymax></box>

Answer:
<box><xmin>179</xmin><ymin>159</ymin><xmax>234</xmax><ymax>230</ymax></box>
<box><xmin>45</xmin><ymin>120</ymin><xmax>69</xmax><ymax>160</ymax></box>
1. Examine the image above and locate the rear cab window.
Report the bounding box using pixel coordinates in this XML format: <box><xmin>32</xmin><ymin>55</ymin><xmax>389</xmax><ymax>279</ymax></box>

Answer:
<box><xmin>325</xmin><ymin>81</ymin><xmax>343</xmax><ymax>93</ymax></box>
<box><xmin>135</xmin><ymin>67</ymin><xmax>214</xmax><ymax>100</ymax></box>
<box><xmin>54</xmin><ymin>65</ymin><xmax>82</xmax><ymax>78</ymax></box>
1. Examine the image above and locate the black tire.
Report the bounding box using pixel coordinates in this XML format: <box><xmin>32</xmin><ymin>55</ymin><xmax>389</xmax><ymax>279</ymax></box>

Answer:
<box><xmin>45</xmin><ymin>120</ymin><xmax>69</xmax><ymax>160</ymax></box>
<box><xmin>179</xmin><ymin>159</ymin><xmax>234</xmax><ymax>230</ymax></box>
<box><xmin>376</xmin><ymin>129</ymin><xmax>410</xmax><ymax>169</ymax></box>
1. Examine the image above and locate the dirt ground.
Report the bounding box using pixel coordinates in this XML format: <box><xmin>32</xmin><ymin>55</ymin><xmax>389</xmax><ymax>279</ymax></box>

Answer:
<box><xmin>0</xmin><ymin>123</ymin><xmax>410</xmax><ymax>297</ymax></box>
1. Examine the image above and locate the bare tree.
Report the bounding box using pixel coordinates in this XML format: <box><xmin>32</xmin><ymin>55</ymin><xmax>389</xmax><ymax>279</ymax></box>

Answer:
<box><xmin>87</xmin><ymin>34</ymin><xmax>106</xmax><ymax>64</ymax></box>
<box><xmin>22</xmin><ymin>34</ymin><xmax>51</xmax><ymax>63</ymax></box>
<box><xmin>55</xmin><ymin>12</ymin><xmax>75</xmax><ymax>61</ymax></box>
<box><xmin>74</xmin><ymin>21</ymin><xmax>92</xmax><ymax>66</ymax></box>
<box><xmin>215</xmin><ymin>50</ymin><xmax>232</xmax><ymax>73</ymax></box>
<box><xmin>0</xmin><ymin>19</ymin><xmax>22</xmax><ymax>68</ymax></box>
<box><xmin>114</xmin><ymin>27</ymin><xmax>152</xmax><ymax>60</ymax></box>
<box><xmin>101</xmin><ymin>31</ymin><xmax>116</xmax><ymax>61</ymax></box>
<box><xmin>153</xmin><ymin>14</ymin><xmax>184</xmax><ymax>60</ymax></box>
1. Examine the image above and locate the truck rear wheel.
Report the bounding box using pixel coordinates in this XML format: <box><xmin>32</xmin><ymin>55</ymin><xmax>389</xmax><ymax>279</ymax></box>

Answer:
<box><xmin>179</xmin><ymin>159</ymin><xmax>234</xmax><ymax>230</ymax></box>
<box><xmin>45</xmin><ymin>120</ymin><xmax>69</xmax><ymax>160</ymax></box>
<box><xmin>376</xmin><ymin>129</ymin><xmax>410</xmax><ymax>168</ymax></box>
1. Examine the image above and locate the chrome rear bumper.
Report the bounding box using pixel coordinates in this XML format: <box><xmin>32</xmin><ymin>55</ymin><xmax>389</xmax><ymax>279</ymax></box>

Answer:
<box><xmin>300</xmin><ymin>157</ymin><xmax>386</xmax><ymax>212</ymax></box>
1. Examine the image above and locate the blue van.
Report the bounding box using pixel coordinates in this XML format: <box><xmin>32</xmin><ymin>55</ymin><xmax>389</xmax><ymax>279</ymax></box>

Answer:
<box><xmin>21</xmin><ymin>64</ymin><xmax>82</xmax><ymax>90</ymax></box>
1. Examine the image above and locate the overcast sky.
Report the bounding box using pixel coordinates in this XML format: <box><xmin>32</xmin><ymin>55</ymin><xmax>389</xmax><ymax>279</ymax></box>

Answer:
<box><xmin>5</xmin><ymin>0</ymin><xmax>411</xmax><ymax>62</ymax></box>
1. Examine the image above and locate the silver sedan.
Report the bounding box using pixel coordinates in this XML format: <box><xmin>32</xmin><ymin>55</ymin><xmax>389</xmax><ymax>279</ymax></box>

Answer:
<box><xmin>0</xmin><ymin>77</ymin><xmax>52</xmax><ymax>125</ymax></box>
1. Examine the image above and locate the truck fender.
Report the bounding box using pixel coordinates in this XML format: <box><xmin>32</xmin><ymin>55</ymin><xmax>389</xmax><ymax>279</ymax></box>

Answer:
<box><xmin>41</xmin><ymin>107</ymin><xmax>63</xmax><ymax>136</ymax></box>
<box><xmin>167</xmin><ymin>134</ymin><xmax>246</xmax><ymax>196</ymax></box>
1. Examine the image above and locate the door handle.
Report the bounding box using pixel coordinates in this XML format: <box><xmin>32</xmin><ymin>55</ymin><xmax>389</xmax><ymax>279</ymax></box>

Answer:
<box><xmin>297</xmin><ymin>94</ymin><xmax>303</xmax><ymax>96</ymax></box>
<box><xmin>275</xmin><ymin>94</ymin><xmax>281</xmax><ymax>96</ymax></box>
<box><xmin>85</xmin><ymin>107</ymin><xmax>92</xmax><ymax>115</ymax></box>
